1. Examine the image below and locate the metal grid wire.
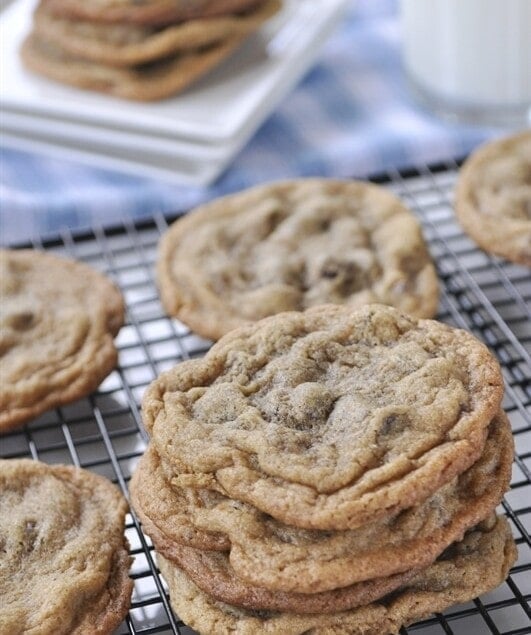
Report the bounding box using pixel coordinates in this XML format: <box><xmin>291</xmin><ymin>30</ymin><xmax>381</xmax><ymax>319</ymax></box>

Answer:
<box><xmin>1</xmin><ymin>159</ymin><xmax>530</xmax><ymax>635</ymax></box>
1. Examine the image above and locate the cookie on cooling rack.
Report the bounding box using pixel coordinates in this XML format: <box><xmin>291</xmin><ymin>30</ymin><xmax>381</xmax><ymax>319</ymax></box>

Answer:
<box><xmin>455</xmin><ymin>130</ymin><xmax>531</xmax><ymax>266</ymax></box>
<box><xmin>132</xmin><ymin>413</ymin><xmax>512</xmax><ymax>597</ymax></box>
<box><xmin>157</xmin><ymin>515</ymin><xmax>516</xmax><ymax>635</ymax></box>
<box><xmin>0</xmin><ymin>249</ymin><xmax>124</xmax><ymax>433</ymax></box>
<box><xmin>131</xmin><ymin>452</ymin><xmax>421</xmax><ymax>615</ymax></box>
<box><xmin>143</xmin><ymin>304</ymin><xmax>503</xmax><ymax>530</ymax></box>
<box><xmin>157</xmin><ymin>179</ymin><xmax>439</xmax><ymax>341</ymax></box>
<box><xmin>39</xmin><ymin>0</ymin><xmax>265</xmax><ymax>26</ymax></box>
<box><xmin>31</xmin><ymin>0</ymin><xmax>278</xmax><ymax>67</ymax></box>
<box><xmin>152</xmin><ymin>539</ymin><xmax>420</xmax><ymax>615</ymax></box>
<box><xmin>0</xmin><ymin>458</ymin><xmax>132</xmax><ymax>635</ymax></box>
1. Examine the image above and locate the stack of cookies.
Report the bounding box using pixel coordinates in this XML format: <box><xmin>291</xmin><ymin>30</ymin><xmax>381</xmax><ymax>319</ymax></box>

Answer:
<box><xmin>20</xmin><ymin>0</ymin><xmax>280</xmax><ymax>100</ymax></box>
<box><xmin>131</xmin><ymin>303</ymin><xmax>516</xmax><ymax>635</ymax></box>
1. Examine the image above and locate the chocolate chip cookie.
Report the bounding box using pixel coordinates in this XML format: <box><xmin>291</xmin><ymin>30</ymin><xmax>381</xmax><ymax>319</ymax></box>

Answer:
<box><xmin>21</xmin><ymin>31</ymin><xmax>249</xmax><ymax>101</ymax></box>
<box><xmin>134</xmin><ymin>411</ymin><xmax>511</xmax><ymax>594</ymax></box>
<box><xmin>143</xmin><ymin>304</ymin><xmax>503</xmax><ymax>530</ymax></box>
<box><xmin>31</xmin><ymin>0</ymin><xmax>279</xmax><ymax>67</ymax></box>
<box><xmin>39</xmin><ymin>0</ymin><xmax>265</xmax><ymax>26</ymax></box>
<box><xmin>0</xmin><ymin>249</ymin><xmax>124</xmax><ymax>432</ymax></box>
<box><xmin>157</xmin><ymin>515</ymin><xmax>516</xmax><ymax>635</ymax></box>
<box><xmin>154</xmin><ymin>539</ymin><xmax>420</xmax><ymax>614</ymax></box>
<box><xmin>0</xmin><ymin>458</ymin><xmax>132</xmax><ymax>635</ymax></box>
<box><xmin>22</xmin><ymin>0</ymin><xmax>279</xmax><ymax>100</ymax></box>
<box><xmin>157</xmin><ymin>179</ymin><xmax>439</xmax><ymax>340</ymax></box>
<box><xmin>455</xmin><ymin>130</ymin><xmax>531</xmax><ymax>266</ymax></box>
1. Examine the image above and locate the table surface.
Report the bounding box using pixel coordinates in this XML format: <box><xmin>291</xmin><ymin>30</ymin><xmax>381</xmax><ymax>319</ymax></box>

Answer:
<box><xmin>0</xmin><ymin>0</ymin><xmax>510</xmax><ymax>245</ymax></box>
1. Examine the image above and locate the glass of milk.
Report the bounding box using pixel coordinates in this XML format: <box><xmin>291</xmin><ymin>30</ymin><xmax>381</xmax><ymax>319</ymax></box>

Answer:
<box><xmin>401</xmin><ymin>0</ymin><xmax>531</xmax><ymax>126</ymax></box>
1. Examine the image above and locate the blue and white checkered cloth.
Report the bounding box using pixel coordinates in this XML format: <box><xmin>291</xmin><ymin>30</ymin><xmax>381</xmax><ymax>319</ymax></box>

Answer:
<box><xmin>0</xmin><ymin>0</ymin><xmax>504</xmax><ymax>244</ymax></box>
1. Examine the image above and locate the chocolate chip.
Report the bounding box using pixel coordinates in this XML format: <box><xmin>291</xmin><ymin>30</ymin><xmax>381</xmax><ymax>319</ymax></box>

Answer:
<box><xmin>7</xmin><ymin>311</ymin><xmax>35</xmax><ymax>330</ymax></box>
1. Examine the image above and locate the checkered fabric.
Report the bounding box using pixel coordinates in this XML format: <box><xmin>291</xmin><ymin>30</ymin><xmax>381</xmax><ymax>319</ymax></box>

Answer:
<box><xmin>0</xmin><ymin>0</ymin><xmax>503</xmax><ymax>243</ymax></box>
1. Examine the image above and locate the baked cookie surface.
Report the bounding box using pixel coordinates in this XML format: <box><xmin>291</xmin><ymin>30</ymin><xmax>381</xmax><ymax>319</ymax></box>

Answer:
<box><xmin>0</xmin><ymin>458</ymin><xmax>132</xmax><ymax>635</ymax></box>
<box><xmin>455</xmin><ymin>130</ymin><xmax>531</xmax><ymax>266</ymax></box>
<box><xmin>134</xmin><ymin>412</ymin><xmax>511</xmax><ymax>594</ymax></box>
<box><xmin>157</xmin><ymin>515</ymin><xmax>516</xmax><ymax>635</ymax></box>
<box><xmin>153</xmin><ymin>538</ymin><xmax>419</xmax><ymax>614</ymax></box>
<box><xmin>32</xmin><ymin>0</ymin><xmax>279</xmax><ymax>67</ymax></box>
<box><xmin>21</xmin><ymin>31</ymin><xmax>248</xmax><ymax>101</ymax></box>
<box><xmin>143</xmin><ymin>304</ymin><xmax>503</xmax><ymax>530</ymax></box>
<box><xmin>157</xmin><ymin>179</ymin><xmax>439</xmax><ymax>340</ymax></box>
<box><xmin>0</xmin><ymin>249</ymin><xmax>124</xmax><ymax>432</ymax></box>
<box><xmin>130</xmin><ymin>445</ymin><xmax>230</xmax><ymax>552</ymax></box>
<box><xmin>40</xmin><ymin>0</ymin><xmax>265</xmax><ymax>26</ymax></box>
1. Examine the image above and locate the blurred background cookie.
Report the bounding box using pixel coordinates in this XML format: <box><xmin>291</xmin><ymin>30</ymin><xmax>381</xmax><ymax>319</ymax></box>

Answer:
<box><xmin>39</xmin><ymin>0</ymin><xmax>266</xmax><ymax>26</ymax></box>
<box><xmin>455</xmin><ymin>130</ymin><xmax>531</xmax><ymax>266</ymax></box>
<box><xmin>31</xmin><ymin>0</ymin><xmax>278</xmax><ymax>67</ymax></box>
<box><xmin>21</xmin><ymin>0</ymin><xmax>281</xmax><ymax>100</ymax></box>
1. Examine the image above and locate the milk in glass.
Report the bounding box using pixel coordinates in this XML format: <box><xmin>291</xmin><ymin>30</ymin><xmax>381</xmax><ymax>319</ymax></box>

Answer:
<box><xmin>401</xmin><ymin>0</ymin><xmax>531</xmax><ymax>125</ymax></box>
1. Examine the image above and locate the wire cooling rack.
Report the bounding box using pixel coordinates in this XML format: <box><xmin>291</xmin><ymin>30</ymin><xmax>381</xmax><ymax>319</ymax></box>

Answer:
<box><xmin>1</xmin><ymin>159</ymin><xmax>530</xmax><ymax>635</ymax></box>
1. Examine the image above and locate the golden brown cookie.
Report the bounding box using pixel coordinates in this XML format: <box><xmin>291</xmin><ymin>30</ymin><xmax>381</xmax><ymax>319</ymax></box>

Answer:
<box><xmin>0</xmin><ymin>458</ymin><xmax>133</xmax><ymax>635</ymax></box>
<box><xmin>157</xmin><ymin>515</ymin><xmax>516</xmax><ymax>635</ymax></box>
<box><xmin>157</xmin><ymin>179</ymin><xmax>439</xmax><ymax>340</ymax></box>
<box><xmin>131</xmin><ymin>449</ymin><xmax>420</xmax><ymax>613</ymax></box>
<box><xmin>130</xmin><ymin>447</ymin><xmax>230</xmax><ymax>552</ymax></box>
<box><xmin>0</xmin><ymin>249</ymin><xmax>124</xmax><ymax>433</ymax></box>
<box><xmin>455</xmin><ymin>130</ymin><xmax>531</xmax><ymax>266</ymax></box>
<box><xmin>20</xmin><ymin>31</ymin><xmax>250</xmax><ymax>101</ymax></box>
<box><xmin>32</xmin><ymin>0</ymin><xmax>280</xmax><ymax>67</ymax></box>
<box><xmin>40</xmin><ymin>0</ymin><xmax>265</xmax><ymax>26</ymax></box>
<box><xmin>135</xmin><ymin>411</ymin><xmax>512</xmax><ymax>594</ymax></box>
<box><xmin>143</xmin><ymin>304</ymin><xmax>503</xmax><ymax>530</ymax></box>
<box><xmin>152</xmin><ymin>539</ymin><xmax>419</xmax><ymax>614</ymax></box>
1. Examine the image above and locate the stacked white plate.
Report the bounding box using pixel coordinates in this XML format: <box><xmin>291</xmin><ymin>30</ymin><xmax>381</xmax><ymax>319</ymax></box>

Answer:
<box><xmin>0</xmin><ymin>0</ymin><xmax>350</xmax><ymax>185</ymax></box>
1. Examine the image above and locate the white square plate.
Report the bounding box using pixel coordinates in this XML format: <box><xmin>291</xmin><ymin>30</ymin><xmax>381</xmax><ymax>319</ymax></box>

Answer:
<box><xmin>1</xmin><ymin>130</ymin><xmax>226</xmax><ymax>185</ymax></box>
<box><xmin>0</xmin><ymin>110</ymin><xmax>236</xmax><ymax>162</ymax></box>
<box><xmin>0</xmin><ymin>0</ymin><xmax>349</xmax><ymax>144</ymax></box>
